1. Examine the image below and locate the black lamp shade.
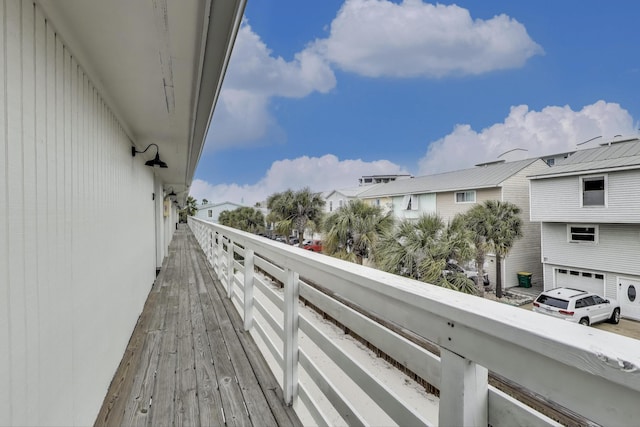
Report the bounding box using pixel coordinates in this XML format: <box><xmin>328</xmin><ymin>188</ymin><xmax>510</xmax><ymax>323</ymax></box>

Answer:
<box><xmin>145</xmin><ymin>153</ymin><xmax>168</xmax><ymax>168</ymax></box>
<box><xmin>132</xmin><ymin>143</ymin><xmax>168</xmax><ymax>168</ymax></box>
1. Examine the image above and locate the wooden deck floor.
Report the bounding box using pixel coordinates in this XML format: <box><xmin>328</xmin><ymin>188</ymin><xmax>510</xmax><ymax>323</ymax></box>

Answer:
<box><xmin>95</xmin><ymin>225</ymin><xmax>301</xmax><ymax>427</ymax></box>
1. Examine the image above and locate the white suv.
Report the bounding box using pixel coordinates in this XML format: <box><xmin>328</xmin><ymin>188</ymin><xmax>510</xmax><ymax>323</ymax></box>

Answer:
<box><xmin>533</xmin><ymin>287</ymin><xmax>620</xmax><ymax>326</ymax></box>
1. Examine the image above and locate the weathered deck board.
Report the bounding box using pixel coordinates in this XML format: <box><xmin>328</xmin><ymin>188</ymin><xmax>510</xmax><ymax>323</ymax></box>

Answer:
<box><xmin>95</xmin><ymin>226</ymin><xmax>301</xmax><ymax>427</ymax></box>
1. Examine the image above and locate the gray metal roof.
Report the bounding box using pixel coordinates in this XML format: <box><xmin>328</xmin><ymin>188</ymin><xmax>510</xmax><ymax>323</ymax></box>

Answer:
<box><xmin>530</xmin><ymin>139</ymin><xmax>640</xmax><ymax>179</ymax></box>
<box><xmin>358</xmin><ymin>158</ymin><xmax>540</xmax><ymax>198</ymax></box>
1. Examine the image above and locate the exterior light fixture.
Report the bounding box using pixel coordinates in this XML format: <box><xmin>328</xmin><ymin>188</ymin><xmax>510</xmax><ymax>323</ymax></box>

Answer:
<box><xmin>165</xmin><ymin>187</ymin><xmax>177</xmax><ymax>199</ymax></box>
<box><xmin>131</xmin><ymin>143</ymin><xmax>168</xmax><ymax>168</ymax></box>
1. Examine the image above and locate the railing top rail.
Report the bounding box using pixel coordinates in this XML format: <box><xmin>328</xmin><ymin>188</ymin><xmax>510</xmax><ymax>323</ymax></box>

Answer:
<box><xmin>189</xmin><ymin>217</ymin><xmax>640</xmax><ymax>424</ymax></box>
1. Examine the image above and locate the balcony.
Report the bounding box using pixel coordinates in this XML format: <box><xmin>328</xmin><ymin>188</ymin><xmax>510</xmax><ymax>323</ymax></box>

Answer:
<box><xmin>98</xmin><ymin>219</ymin><xmax>640</xmax><ymax>426</ymax></box>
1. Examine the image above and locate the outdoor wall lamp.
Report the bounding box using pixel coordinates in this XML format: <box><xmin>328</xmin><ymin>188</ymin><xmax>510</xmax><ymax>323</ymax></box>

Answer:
<box><xmin>131</xmin><ymin>143</ymin><xmax>168</xmax><ymax>168</ymax></box>
<box><xmin>165</xmin><ymin>187</ymin><xmax>177</xmax><ymax>199</ymax></box>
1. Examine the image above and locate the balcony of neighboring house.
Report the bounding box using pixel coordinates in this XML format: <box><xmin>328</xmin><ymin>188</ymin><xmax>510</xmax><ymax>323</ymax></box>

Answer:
<box><xmin>97</xmin><ymin>220</ymin><xmax>640</xmax><ymax>426</ymax></box>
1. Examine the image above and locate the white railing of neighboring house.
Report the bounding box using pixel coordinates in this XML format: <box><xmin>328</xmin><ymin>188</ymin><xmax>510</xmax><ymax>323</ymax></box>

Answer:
<box><xmin>189</xmin><ymin>217</ymin><xmax>640</xmax><ymax>427</ymax></box>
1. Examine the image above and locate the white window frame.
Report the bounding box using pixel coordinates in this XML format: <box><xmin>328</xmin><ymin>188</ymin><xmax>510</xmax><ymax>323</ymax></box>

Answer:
<box><xmin>329</xmin><ymin>201</ymin><xmax>333</xmax><ymax>212</ymax></box>
<box><xmin>580</xmin><ymin>174</ymin><xmax>607</xmax><ymax>207</ymax></box>
<box><xmin>567</xmin><ymin>224</ymin><xmax>599</xmax><ymax>244</ymax></box>
<box><xmin>455</xmin><ymin>190</ymin><xmax>476</xmax><ymax>204</ymax></box>
<box><xmin>402</xmin><ymin>194</ymin><xmax>419</xmax><ymax>211</ymax></box>
<box><xmin>208</xmin><ymin>210</ymin><xmax>213</xmax><ymax>218</ymax></box>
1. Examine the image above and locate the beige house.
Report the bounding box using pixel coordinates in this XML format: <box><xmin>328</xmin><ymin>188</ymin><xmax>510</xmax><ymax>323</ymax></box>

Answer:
<box><xmin>358</xmin><ymin>158</ymin><xmax>550</xmax><ymax>288</ymax></box>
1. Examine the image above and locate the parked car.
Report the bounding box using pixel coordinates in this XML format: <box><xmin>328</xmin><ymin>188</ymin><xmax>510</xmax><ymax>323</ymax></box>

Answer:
<box><xmin>444</xmin><ymin>262</ymin><xmax>490</xmax><ymax>287</ymax></box>
<box><xmin>532</xmin><ymin>287</ymin><xmax>620</xmax><ymax>326</ymax></box>
<box><xmin>303</xmin><ymin>240</ymin><xmax>323</xmax><ymax>252</ymax></box>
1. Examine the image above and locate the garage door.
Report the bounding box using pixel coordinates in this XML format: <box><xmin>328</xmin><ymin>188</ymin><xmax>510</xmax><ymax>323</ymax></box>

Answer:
<box><xmin>555</xmin><ymin>268</ymin><xmax>605</xmax><ymax>295</ymax></box>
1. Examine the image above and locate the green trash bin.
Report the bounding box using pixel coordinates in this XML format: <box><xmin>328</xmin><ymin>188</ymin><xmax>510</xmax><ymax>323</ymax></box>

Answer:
<box><xmin>517</xmin><ymin>272</ymin><xmax>532</xmax><ymax>288</ymax></box>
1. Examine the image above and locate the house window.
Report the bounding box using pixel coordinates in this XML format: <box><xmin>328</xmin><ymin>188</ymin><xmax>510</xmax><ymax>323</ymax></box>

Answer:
<box><xmin>339</xmin><ymin>200</ymin><xmax>343</xmax><ymax>208</ymax></box>
<box><xmin>581</xmin><ymin>175</ymin><xmax>606</xmax><ymax>207</ymax></box>
<box><xmin>402</xmin><ymin>194</ymin><xmax>418</xmax><ymax>210</ymax></box>
<box><xmin>329</xmin><ymin>201</ymin><xmax>333</xmax><ymax>212</ymax></box>
<box><xmin>546</xmin><ymin>158</ymin><xmax>555</xmax><ymax>166</ymax></box>
<box><xmin>208</xmin><ymin>210</ymin><xmax>213</xmax><ymax>217</ymax></box>
<box><xmin>376</xmin><ymin>199</ymin><xmax>380</xmax><ymax>207</ymax></box>
<box><xmin>567</xmin><ymin>224</ymin><xmax>598</xmax><ymax>243</ymax></box>
<box><xmin>455</xmin><ymin>190</ymin><xmax>476</xmax><ymax>203</ymax></box>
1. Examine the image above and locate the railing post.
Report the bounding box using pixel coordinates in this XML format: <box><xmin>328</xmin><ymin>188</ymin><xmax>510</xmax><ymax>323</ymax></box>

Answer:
<box><xmin>243</xmin><ymin>249</ymin><xmax>254</xmax><ymax>331</ymax></box>
<box><xmin>439</xmin><ymin>348</ymin><xmax>488</xmax><ymax>427</ymax></box>
<box><xmin>283</xmin><ymin>268</ymin><xmax>299</xmax><ymax>406</ymax></box>
<box><xmin>209</xmin><ymin>230</ymin><xmax>216</xmax><ymax>266</ymax></box>
<box><xmin>226</xmin><ymin>238</ymin><xmax>234</xmax><ymax>298</ymax></box>
<box><xmin>216</xmin><ymin>232</ymin><xmax>223</xmax><ymax>275</ymax></box>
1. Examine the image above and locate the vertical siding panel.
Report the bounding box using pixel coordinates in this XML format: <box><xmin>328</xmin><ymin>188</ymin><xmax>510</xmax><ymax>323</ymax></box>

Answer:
<box><xmin>40</xmin><ymin>18</ymin><xmax>65</xmax><ymax>425</ymax></box>
<box><xmin>33</xmin><ymin>6</ymin><xmax>48</xmax><ymax>425</ymax></box>
<box><xmin>0</xmin><ymin>2</ymin><xmax>9</xmax><ymax>424</ymax></box>
<box><xmin>5</xmin><ymin>0</ymin><xmax>27</xmax><ymax>424</ymax></box>
<box><xmin>20</xmin><ymin>3</ymin><xmax>39</xmax><ymax>425</ymax></box>
<box><xmin>56</xmin><ymin>32</ymin><xmax>75</xmax><ymax>420</ymax></box>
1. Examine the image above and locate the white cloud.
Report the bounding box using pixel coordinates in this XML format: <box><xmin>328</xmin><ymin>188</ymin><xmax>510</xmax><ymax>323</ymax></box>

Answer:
<box><xmin>190</xmin><ymin>154</ymin><xmax>407</xmax><ymax>205</ymax></box>
<box><xmin>418</xmin><ymin>100</ymin><xmax>637</xmax><ymax>174</ymax></box>
<box><xmin>206</xmin><ymin>2</ymin><xmax>543</xmax><ymax>151</ymax></box>
<box><xmin>310</xmin><ymin>0</ymin><xmax>543</xmax><ymax>78</ymax></box>
<box><xmin>205</xmin><ymin>22</ymin><xmax>336</xmax><ymax>151</ymax></box>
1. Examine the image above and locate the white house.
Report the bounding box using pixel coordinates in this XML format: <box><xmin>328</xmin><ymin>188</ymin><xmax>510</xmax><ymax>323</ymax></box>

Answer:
<box><xmin>0</xmin><ymin>1</ymin><xmax>245</xmax><ymax>425</ymax></box>
<box><xmin>357</xmin><ymin>158</ymin><xmax>550</xmax><ymax>288</ymax></box>
<box><xmin>323</xmin><ymin>186</ymin><xmax>379</xmax><ymax>213</ymax></box>
<box><xmin>196</xmin><ymin>201</ymin><xmax>246</xmax><ymax>223</ymax></box>
<box><xmin>529</xmin><ymin>137</ymin><xmax>640</xmax><ymax>321</ymax></box>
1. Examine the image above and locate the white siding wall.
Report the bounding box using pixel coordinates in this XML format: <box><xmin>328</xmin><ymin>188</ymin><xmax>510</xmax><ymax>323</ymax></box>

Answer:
<box><xmin>531</xmin><ymin>169</ymin><xmax>640</xmax><ymax>223</ymax></box>
<box><xmin>541</xmin><ymin>223</ymin><xmax>640</xmax><ymax>298</ymax></box>
<box><xmin>501</xmin><ymin>160</ymin><xmax>548</xmax><ymax>288</ymax></box>
<box><xmin>391</xmin><ymin>193</ymin><xmax>436</xmax><ymax>220</ymax></box>
<box><xmin>325</xmin><ymin>192</ymin><xmax>350</xmax><ymax>213</ymax></box>
<box><xmin>1</xmin><ymin>2</ymin><xmax>157</xmax><ymax>425</ymax></box>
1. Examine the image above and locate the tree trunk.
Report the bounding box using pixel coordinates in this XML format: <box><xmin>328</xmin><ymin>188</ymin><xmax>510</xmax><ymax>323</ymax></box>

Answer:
<box><xmin>475</xmin><ymin>255</ymin><xmax>485</xmax><ymax>296</ymax></box>
<box><xmin>495</xmin><ymin>256</ymin><xmax>503</xmax><ymax>298</ymax></box>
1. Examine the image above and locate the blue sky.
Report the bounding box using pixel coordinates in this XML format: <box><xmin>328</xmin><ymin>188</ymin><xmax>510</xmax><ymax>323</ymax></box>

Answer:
<box><xmin>192</xmin><ymin>0</ymin><xmax>640</xmax><ymax>205</ymax></box>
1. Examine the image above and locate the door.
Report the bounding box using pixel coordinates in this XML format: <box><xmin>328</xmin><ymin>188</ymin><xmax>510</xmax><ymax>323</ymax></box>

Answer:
<box><xmin>618</xmin><ymin>278</ymin><xmax>640</xmax><ymax>321</ymax></box>
<box><xmin>590</xmin><ymin>295</ymin><xmax>612</xmax><ymax>323</ymax></box>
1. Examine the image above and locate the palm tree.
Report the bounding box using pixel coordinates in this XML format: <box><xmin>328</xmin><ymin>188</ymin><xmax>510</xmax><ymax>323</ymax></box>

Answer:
<box><xmin>219</xmin><ymin>207</ymin><xmax>265</xmax><ymax>234</ymax></box>
<box><xmin>323</xmin><ymin>199</ymin><xmax>394</xmax><ymax>264</ymax></box>
<box><xmin>374</xmin><ymin>213</ymin><xmax>477</xmax><ymax>294</ymax></box>
<box><xmin>267</xmin><ymin>188</ymin><xmax>325</xmax><ymax>245</ymax></box>
<box><xmin>179</xmin><ymin>196</ymin><xmax>198</xmax><ymax>223</ymax></box>
<box><xmin>460</xmin><ymin>206</ymin><xmax>492</xmax><ymax>295</ymax></box>
<box><xmin>464</xmin><ymin>200</ymin><xmax>523</xmax><ymax>298</ymax></box>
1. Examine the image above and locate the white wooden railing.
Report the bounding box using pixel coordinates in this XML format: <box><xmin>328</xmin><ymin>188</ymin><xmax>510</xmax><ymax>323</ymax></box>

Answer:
<box><xmin>189</xmin><ymin>217</ymin><xmax>640</xmax><ymax>427</ymax></box>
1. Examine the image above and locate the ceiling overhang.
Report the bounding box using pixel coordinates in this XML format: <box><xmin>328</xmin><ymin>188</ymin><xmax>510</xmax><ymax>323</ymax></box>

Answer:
<box><xmin>36</xmin><ymin>0</ymin><xmax>246</xmax><ymax>203</ymax></box>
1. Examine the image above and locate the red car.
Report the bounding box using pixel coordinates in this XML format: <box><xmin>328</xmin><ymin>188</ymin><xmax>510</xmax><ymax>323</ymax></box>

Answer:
<box><xmin>303</xmin><ymin>240</ymin><xmax>323</xmax><ymax>252</ymax></box>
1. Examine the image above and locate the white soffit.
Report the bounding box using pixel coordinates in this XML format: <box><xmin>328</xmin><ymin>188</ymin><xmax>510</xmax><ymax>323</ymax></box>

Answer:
<box><xmin>36</xmin><ymin>0</ymin><xmax>246</xmax><ymax>194</ymax></box>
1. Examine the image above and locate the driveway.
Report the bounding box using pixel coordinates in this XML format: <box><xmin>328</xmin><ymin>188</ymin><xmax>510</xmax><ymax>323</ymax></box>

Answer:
<box><xmin>520</xmin><ymin>303</ymin><xmax>640</xmax><ymax>340</ymax></box>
